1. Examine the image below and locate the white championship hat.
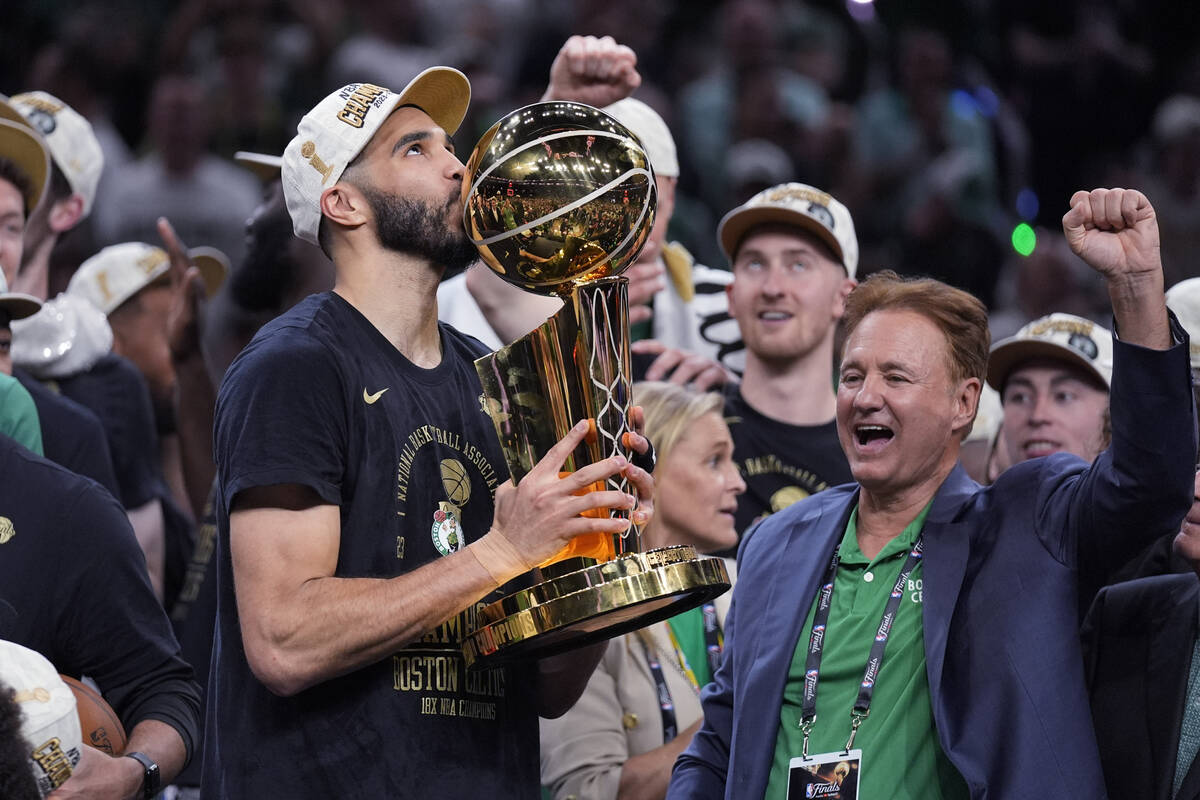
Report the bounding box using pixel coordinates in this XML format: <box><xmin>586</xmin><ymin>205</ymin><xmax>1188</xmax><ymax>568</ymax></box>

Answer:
<box><xmin>68</xmin><ymin>242</ymin><xmax>227</xmax><ymax>316</ymax></box>
<box><xmin>717</xmin><ymin>182</ymin><xmax>859</xmax><ymax>278</ymax></box>
<box><xmin>1</xmin><ymin>92</ymin><xmax>104</xmax><ymax>215</ymax></box>
<box><xmin>0</xmin><ymin>640</ymin><xmax>82</xmax><ymax>798</ymax></box>
<box><xmin>602</xmin><ymin>98</ymin><xmax>678</xmax><ymax>178</ymax></box>
<box><xmin>987</xmin><ymin>312</ymin><xmax>1114</xmax><ymax>391</ymax></box>
<box><xmin>282</xmin><ymin>69</ymin><xmax>471</xmax><ymax>245</ymax></box>
<box><xmin>67</xmin><ymin>242</ymin><xmax>170</xmax><ymax>315</ymax></box>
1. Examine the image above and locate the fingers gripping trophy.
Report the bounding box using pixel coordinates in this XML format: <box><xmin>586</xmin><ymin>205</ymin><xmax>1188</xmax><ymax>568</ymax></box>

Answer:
<box><xmin>461</xmin><ymin>102</ymin><xmax>730</xmax><ymax>665</ymax></box>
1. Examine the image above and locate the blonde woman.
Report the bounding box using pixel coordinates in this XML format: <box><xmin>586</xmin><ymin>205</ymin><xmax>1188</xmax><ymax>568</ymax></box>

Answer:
<box><xmin>540</xmin><ymin>382</ymin><xmax>746</xmax><ymax>800</ymax></box>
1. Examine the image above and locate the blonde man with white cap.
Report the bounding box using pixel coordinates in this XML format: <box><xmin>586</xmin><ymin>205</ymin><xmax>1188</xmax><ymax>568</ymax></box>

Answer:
<box><xmin>711</xmin><ymin>182</ymin><xmax>858</xmax><ymax>555</ymax></box>
<box><xmin>204</xmin><ymin>67</ymin><xmax>654</xmax><ymax>799</ymax></box>
<box><xmin>987</xmin><ymin>312</ymin><xmax>1114</xmax><ymax>466</ymax></box>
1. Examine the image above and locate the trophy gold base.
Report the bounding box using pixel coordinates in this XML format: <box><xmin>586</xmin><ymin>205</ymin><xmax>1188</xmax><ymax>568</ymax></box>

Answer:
<box><xmin>462</xmin><ymin>545</ymin><xmax>731</xmax><ymax>668</ymax></box>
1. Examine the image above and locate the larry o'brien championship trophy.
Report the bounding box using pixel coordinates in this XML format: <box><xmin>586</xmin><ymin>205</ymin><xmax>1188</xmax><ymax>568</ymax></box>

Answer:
<box><xmin>460</xmin><ymin>101</ymin><xmax>730</xmax><ymax>666</ymax></box>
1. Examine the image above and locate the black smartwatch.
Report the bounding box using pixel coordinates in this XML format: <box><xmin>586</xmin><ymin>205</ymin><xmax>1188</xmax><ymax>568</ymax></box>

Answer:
<box><xmin>124</xmin><ymin>751</ymin><xmax>160</xmax><ymax>799</ymax></box>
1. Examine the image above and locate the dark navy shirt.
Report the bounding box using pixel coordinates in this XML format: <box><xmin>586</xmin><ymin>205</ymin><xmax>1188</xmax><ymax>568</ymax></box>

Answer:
<box><xmin>202</xmin><ymin>292</ymin><xmax>538</xmax><ymax>799</ymax></box>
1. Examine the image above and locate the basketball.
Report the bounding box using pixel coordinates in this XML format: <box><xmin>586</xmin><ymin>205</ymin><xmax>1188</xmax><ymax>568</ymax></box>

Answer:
<box><xmin>462</xmin><ymin>101</ymin><xmax>657</xmax><ymax>295</ymax></box>
<box><xmin>60</xmin><ymin>675</ymin><xmax>127</xmax><ymax>756</ymax></box>
<box><xmin>440</xmin><ymin>458</ymin><xmax>472</xmax><ymax>506</ymax></box>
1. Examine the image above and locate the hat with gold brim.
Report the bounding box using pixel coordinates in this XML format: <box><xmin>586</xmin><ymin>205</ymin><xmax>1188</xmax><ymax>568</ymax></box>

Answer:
<box><xmin>188</xmin><ymin>246</ymin><xmax>229</xmax><ymax>297</ymax></box>
<box><xmin>0</xmin><ymin>118</ymin><xmax>49</xmax><ymax>214</ymax></box>
<box><xmin>987</xmin><ymin>312</ymin><xmax>1113</xmax><ymax>392</ymax></box>
<box><xmin>234</xmin><ymin>151</ymin><xmax>282</xmax><ymax>183</ymax></box>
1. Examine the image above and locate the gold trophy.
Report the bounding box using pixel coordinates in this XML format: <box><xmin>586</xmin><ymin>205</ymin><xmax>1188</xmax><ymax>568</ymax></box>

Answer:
<box><xmin>460</xmin><ymin>101</ymin><xmax>730</xmax><ymax>666</ymax></box>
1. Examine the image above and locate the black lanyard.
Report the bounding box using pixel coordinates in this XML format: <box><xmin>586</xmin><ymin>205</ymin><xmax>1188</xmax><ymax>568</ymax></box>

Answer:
<box><xmin>642</xmin><ymin>638</ymin><xmax>678</xmax><ymax>742</ymax></box>
<box><xmin>799</xmin><ymin>536</ymin><xmax>925</xmax><ymax>757</ymax></box>
<box><xmin>641</xmin><ymin>602</ymin><xmax>723</xmax><ymax>744</ymax></box>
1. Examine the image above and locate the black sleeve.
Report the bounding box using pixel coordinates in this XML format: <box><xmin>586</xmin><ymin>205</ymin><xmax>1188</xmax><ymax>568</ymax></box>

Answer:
<box><xmin>16</xmin><ymin>371</ymin><xmax>120</xmax><ymax>498</ymax></box>
<box><xmin>51</xmin><ymin>479</ymin><xmax>201</xmax><ymax>761</ymax></box>
<box><xmin>214</xmin><ymin>327</ymin><xmax>348</xmax><ymax>507</ymax></box>
<box><xmin>60</xmin><ymin>356</ymin><xmax>162</xmax><ymax>510</ymax></box>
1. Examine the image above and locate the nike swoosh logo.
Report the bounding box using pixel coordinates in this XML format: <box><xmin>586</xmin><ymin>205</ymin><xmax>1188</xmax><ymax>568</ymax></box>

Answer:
<box><xmin>363</xmin><ymin>387</ymin><xmax>389</xmax><ymax>404</ymax></box>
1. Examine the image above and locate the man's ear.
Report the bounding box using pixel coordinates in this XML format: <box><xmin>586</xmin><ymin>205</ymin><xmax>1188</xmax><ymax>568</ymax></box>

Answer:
<box><xmin>319</xmin><ymin>182</ymin><xmax>371</xmax><ymax>232</ymax></box>
<box><xmin>955</xmin><ymin>377</ymin><xmax>982</xmax><ymax>436</ymax></box>
<box><xmin>49</xmin><ymin>194</ymin><xmax>85</xmax><ymax>234</ymax></box>
<box><xmin>831</xmin><ymin>276</ymin><xmax>857</xmax><ymax>320</ymax></box>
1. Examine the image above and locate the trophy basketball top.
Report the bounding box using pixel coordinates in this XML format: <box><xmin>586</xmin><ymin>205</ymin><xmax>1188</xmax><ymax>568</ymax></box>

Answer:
<box><xmin>462</xmin><ymin>101</ymin><xmax>657</xmax><ymax>295</ymax></box>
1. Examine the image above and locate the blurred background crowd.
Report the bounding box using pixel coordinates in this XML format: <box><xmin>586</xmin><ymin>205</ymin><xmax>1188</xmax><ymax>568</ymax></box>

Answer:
<box><xmin>5</xmin><ymin>0</ymin><xmax>1200</xmax><ymax>337</ymax></box>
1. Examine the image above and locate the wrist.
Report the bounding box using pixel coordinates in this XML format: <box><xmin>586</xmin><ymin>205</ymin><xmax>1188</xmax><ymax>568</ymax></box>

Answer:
<box><xmin>123</xmin><ymin>750</ymin><xmax>161</xmax><ymax>799</ymax></box>
<box><xmin>468</xmin><ymin>529</ymin><xmax>534</xmax><ymax>587</ymax></box>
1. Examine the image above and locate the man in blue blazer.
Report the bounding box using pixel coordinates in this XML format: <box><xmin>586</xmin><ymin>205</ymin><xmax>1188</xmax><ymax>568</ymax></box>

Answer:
<box><xmin>668</xmin><ymin>187</ymin><xmax>1196</xmax><ymax>799</ymax></box>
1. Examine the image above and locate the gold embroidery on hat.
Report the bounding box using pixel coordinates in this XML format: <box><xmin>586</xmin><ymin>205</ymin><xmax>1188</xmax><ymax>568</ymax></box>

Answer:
<box><xmin>138</xmin><ymin>249</ymin><xmax>168</xmax><ymax>276</ymax></box>
<box><xmin>0</xmin><ymin>516</ymin><xmax>13</xmax><ymax>544</ymax></box>
<box><xmin>1029</xmin><ymin>318</ymin><xmax>1093</xmax><ymax>338</ymax></box>
<box><xmin>95</xmin><ymin>271</ymin><xmax>113</xmax><ymax>304</ymax></box>
<box><xmin>31</xmin><ymin>738</ymin><xmax>74</xmax><ymax>789</ymax></box>
<box><xmin>11</xmin><ymin>94</ymin><xmax>63</xmax><ymax>115</ymax></box>
<box><xmin>761</xmin><ymin>185</ymin><xmax>832</xmax><ymax>206</ymax></box>
<box><xmin>336</xmin><ymin>83</ymin><xmax>389</xmax><ymax>128</ymax></box>
<box><xmin>300</xmin><ymin>140</ymin><xmax>335</xmax><ymax>185</ymax></box>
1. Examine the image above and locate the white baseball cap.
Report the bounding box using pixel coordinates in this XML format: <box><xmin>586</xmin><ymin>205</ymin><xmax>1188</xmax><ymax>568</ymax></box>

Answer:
<box><xmin>234</xmin><ymin>150</ymin><xmax>283</xmax><ymax>183</ymax></box>
<box><xmin>0</xmin><ymin>640</ymin><xmax>82</xmax><ymax>798</ymax></box>
<box><xmin>1166</xmin><ymin>277</ymin><xmax>1200</xmax><ymax>368</ymax></box>
<box><xmin>602</xmin><ymin>98</ymin><xmax>678</xmax><ymax>178</ymax></box>
<box><xmin>68</xmin><ymin>242</ymin><xmax>170</xmax><ymax>315</ymax></box>
<box><xmin>68</xmin><ymin>242</ymin><xmax>227</xmax><ymax>316</ymax></box>
<box><xmin>987</xmin><ymin>312</ymin><xmax>1114</xmax><ymax>392</ymax></box>
<box><xmin>717</xmin><ymin>182</ymin><xmax>859</xmax><ymax>278</ymax></box>
<box><xmin>0</xmin><ymin>117</ymin><xmax>50</xmax><ymax>215</ymax></box>
<box><xmin>0</xmin><ymin>267</ymin><xmax>42</xmax><ymax>321</ymax></box>
<box><xmin>282</xmin><ymin>69</ymin><xmax>471</xmax><ymax>245</ymax></box>
<box><xmin>1</xmin><ymin>92</ymin><xmax>104</xmax><ymax>215</ymax></box>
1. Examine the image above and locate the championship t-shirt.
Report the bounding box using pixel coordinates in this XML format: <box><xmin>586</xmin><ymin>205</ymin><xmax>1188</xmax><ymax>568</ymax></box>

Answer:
<box><xmin>202</xmin><ymin>292</ymin><xmax>538</xmax><ymax>800</ymax></box>
<box><xmin>718</xmin><ymin>386</ymin><xmax>853</xmax><ymax>558</ymax></box>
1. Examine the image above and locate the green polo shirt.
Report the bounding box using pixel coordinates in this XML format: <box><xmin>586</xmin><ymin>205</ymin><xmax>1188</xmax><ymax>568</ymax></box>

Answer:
<box><xmin>0</xmin><ymin>373</ymin><xmax>42</xmax><ymax>456</ymax></box>
<box><xmin>764</xmin><ymin>503</ymin><xmax>968</xmax><ymax>799</ymax></box>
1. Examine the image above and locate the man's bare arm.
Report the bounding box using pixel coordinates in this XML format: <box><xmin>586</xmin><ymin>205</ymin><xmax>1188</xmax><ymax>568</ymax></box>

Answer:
<box><xmin>232</xmin><ymin>421</ymin><xmax>650</xmax><ymax>696</ymax></box>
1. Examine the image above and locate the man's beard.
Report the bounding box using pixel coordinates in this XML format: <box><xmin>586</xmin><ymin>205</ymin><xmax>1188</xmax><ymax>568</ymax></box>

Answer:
<box><xmin>360</xmin><ymin>184</ymin><xmax>478</xmax><ymax>279</ymax></box>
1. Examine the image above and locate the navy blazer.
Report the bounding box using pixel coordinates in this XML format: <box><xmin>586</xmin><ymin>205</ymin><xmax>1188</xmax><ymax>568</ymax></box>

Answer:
<box><xmin>668</xmin><ymin>336</ymin><xmax>1195</xmax><ymax>799</ymax></box>
<box><xmin>1083</xmin><ymin>573</ymin><xmax>1200</xmax><ymax>800</ymax></box>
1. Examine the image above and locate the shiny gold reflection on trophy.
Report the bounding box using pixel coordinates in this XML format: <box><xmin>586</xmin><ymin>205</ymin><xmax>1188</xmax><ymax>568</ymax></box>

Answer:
<box><xmin>460</xmin><ymin>101</ymin><xmax>730</xmax><ymax>666</ymax></box>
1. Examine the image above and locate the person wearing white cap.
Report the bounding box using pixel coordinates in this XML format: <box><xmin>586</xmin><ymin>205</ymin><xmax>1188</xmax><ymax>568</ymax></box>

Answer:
<box><xmin>204</xmin><ymin>65</ymin><xmax>654</xmax><ymax>799</ymax></box>
<box><xmin>987</xmin><ymin>312</ymin><xmax>1114</xmax><ymax>466</ymax></box>
<box><xmin>0</xmin><ymin>91</ymin><xmax>103</xmax><ymax>301</ymax></box>
<box><xmin>709</xmin><ymin>182</ymin><xmax>857</xmax><ymax>556</ymax></box>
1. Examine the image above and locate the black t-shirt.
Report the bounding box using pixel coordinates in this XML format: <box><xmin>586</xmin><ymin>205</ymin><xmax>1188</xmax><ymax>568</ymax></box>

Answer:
<box><xmin>52</xmin><ymin>353</ymin><xmax>160</xmax><ymax>510</ymax></box>
<box><xmin>14</xmin><ymin>368</ymin><xmax>120</xmax><ymax>497</ymax></box>
<box><xmin>0</xmin><ymin>435</ymin><xmax>200</xmax><ymax>756</ymax></box>
<box><xmin>718</xmin><ymin>385</ymin><xmax>853</xmax><ymax>558</ymax></box>
<box><xmin>202</xmin><ymin>293</ymin><xmax>538</xmax><ymax>800</ymax></box>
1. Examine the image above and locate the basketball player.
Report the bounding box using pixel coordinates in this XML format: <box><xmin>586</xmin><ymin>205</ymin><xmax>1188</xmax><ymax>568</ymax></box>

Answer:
<box><xmin>202</xmin><ymin>71</ymin><xmax>655</xmax><ymax>798</ymax></box>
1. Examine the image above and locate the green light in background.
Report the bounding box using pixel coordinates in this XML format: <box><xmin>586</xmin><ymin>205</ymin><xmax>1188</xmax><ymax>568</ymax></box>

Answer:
<box><xmin>1011</xmin><ymin>223</ymin><xmax>1036</xmax><ymax>256</ymax></box>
